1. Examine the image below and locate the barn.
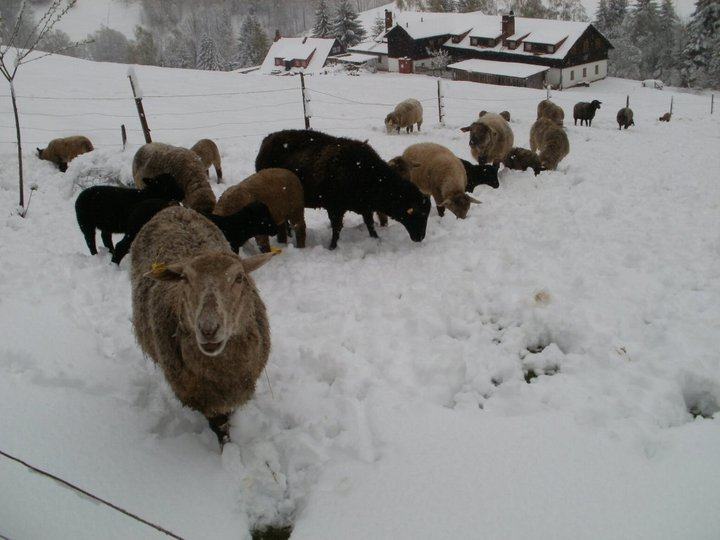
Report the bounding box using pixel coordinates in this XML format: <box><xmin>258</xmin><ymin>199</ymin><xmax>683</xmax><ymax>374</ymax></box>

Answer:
<box><xmin>448</xmin><ymin>59</ymin><xmax>549</xmax><ymax>89</ymax></box>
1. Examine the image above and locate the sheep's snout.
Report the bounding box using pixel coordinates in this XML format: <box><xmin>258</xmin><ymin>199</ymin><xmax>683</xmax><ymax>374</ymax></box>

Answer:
<box><xmin>195</xmin><ymin>293</ymin><xmax>228</xmax><ymax>357</ymax></box>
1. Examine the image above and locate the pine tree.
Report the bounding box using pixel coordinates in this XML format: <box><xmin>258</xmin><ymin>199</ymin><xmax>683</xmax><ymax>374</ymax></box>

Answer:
<box><xmin>196</xmin><ymin>34</ymin><xmax>221</xmax><ymax>71</ymax></box>
<box><xmin>332</xmin><ymin>0</ymin><xmax>367</xmax><ymax>48</ymax></box>
<box><xmin>457</xmin><ymin>0</ymin><xmax>482</xmax><ymax>11</ymax></box>
<box><xmin>130</xmin><ymin>25</ymin><xmax>158</xmax><ymax>66</ymax></box>
<box><xmin>236</xmin><ymin>15</ymin><xmax>270</xmax><ymax>69</ymax></box>
<box><xmin>595</xmin><ymin>0</ymin><xmax>612</xmax><ymax>31</ymax></box>
<box><xmin>606</xmin><ymin>0</ymin><xmax>629</xmax><ymax>33</ymax></box>
<box><xmin>629</xmin><ymin>0</ymin><xmax>662</xmax><ymax>77</ymax></box>
<box><xmin>372</xmin><ymin>13</ymin><xmax>386</xmax><ymax>37</ymax></box>
<box><xmin>548</xmin><ymin>0</ymin><xmax>588</xmax><ymax>20</ymax></box>
<box><xmin>313</xmin><ymin>0</ymin><xmax>333</xmax><ymax>38</ymax></box>
<box><xmin>682</xmin><ymin>0</ymin><xmax>720</xmax><ymax>87</ymax></box>
<box><xmin>608</xmin><ymin>16</ymin><xmax>643</xmax><ymax>78</ymax></box>
<box><xmin>657</xmin><ymin>0</ymin><xmax>680</xmax><ymax>77</ymax></box>
<box><xmin>427</xmin><ymin>0</ymin><xmax>456</xmax><ymax>11</ymax></box>
<box><xmin>511</xmin><ymin>0</ymin><xmax>550</xmax><ymax>18</ymax></box>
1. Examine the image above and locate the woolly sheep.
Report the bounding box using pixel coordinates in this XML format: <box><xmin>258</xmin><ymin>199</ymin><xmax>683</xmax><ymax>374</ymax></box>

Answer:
<box><xmin>400</xmin><ymin>143</ymin><xmax>481</xmax><ymax>219</ymax></box>
<box><xmin>536</xmin><ymin>99</ymin><xmax>564</xmax><ymax>127</ymax></box>
<box><xmin>75</xmin><ymin>173</ymin><xmax>184</xmax><ymax>256</ymax></box>
<box><xmin>529</xmin><ymin>118</ymin><xmax>570</xmax><ymax>171</ymax></box>
<box><xmin>503</xmin><ymin>147</ymin><xmax>544</xmax><ymax>176</ymax></box>
<box><xmin>459</xmin><ymin>159</ymin><xmax>500</xmax><ymax>190</ymax></box>
<box><xmin>130</xmin><ymin>205</ymin><xmax>276</xmax><ymax>446</ymax></box>
<box><xmin>461</xmin><ymin>113</ymin><xmax>514</xmax><ymax>167</ymax></box>
<box><xmin>385</xmin><ymin>98</ymin><xmax>423</xmax><ymax>134</ymax></box>
<box><xmin>214</xmin><ymin>168</ymin><xmax>306</xmax><ymax>252</ymax></box>
<box><xmin>191</xmin><ymin>139</ymin><xmax>223</xmax><ymax>183</ymax></box>
<box><xmin>132</xmin><ymin>142</ymin><xmax>216</xmax><ymax>214</ymax></box>
<box><xmin>659</xmin><ymin>112</ymin><xmax>671</xmax><ymax>122</ymax></box>
<box><xmin>37</xmin><ymin>135</ymin><xmax>94</xmax><ymax>172</ymax></box>
<box><xmin>573</xmin><ymin>100</ymin><xmax>602</xmax><ymax>126</ymax></box>
<box><xmin>616</xmin><ymin>107</ymin><xmax>635</xmax><ymax>130</ymax></box>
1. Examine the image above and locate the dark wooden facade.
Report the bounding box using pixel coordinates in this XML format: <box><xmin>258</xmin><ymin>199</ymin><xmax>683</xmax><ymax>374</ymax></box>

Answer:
<box><xmin>386</xmin><ymin>26</ymin><xmax>449</xmax><ymax>60</ymax></box>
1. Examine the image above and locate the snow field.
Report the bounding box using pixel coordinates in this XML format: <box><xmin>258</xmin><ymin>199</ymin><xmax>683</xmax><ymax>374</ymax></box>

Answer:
<box><xmin>0</xmin><ymin>53</ymin><xmax>719</xmax><ymax>539</ymax></box>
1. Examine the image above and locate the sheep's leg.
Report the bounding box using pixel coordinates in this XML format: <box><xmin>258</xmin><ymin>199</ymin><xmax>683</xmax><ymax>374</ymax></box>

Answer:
<box><xmin>277</xmin><ymin>223</ymin><xmax>288</xmax><ymax>244</ymax></box>
<box><xmin>437</xmin><ymin>206</ymin><xmax>446</xmax><ymax>217</ymax></box>
<box><xmin>58</xmin><ymin>162</ymin><xmax>68</xmax><ymax>173</ymax></box>
<box><xmin>111</xmin><ymin>235</ymin><xmax>132</xmax><ymax>265</ymax></box>
<box><xmin>328</xmin><ymin>209</ymin><xmax>345</xmax><ymax>250</ymax></box>
<box><xmin>208</xmin><ymin>413</ymin><xmax>231</xmax><ymax>447</ymax></box>
<box><xmin>362</xmin><ymin>211</ymin><xmax>379</xmax><ymax>239</ymax></box>
<box><xmin>417</xmin><ymin>122</ymin><xmax>422</xmax><ymax>132</ymax></box>
<box><xmin>255</xmin><ymin>235</ymin><xmax>271</xmax><ymax>253</ymax></box>
<box><xmin>292</xmin><ymin>222</ymin><xmax>306</xmax><ymax>248</ymax></box>
<box><xmin>215</xmin><ymin>166</ymin><xmax>223</xmax><ymax>184</ymax></box>
<box><xmin>377</xmin><ymin>212</ymin><xmax>388</xmax><ymax>227</ymax></box>
<box><xmin>574</xmin><ymin>118</ymin><xmax>578</xmax><ymax>126</ymax></box>
<box><xmin>101</xmin><ymin>230</ymin><xmax>115</xmax><ymax>253</ymax></box>
<box><xmin>81</xmin><ymin>225</ymin><xmax>98</xmax><ymax>256</ymax></box>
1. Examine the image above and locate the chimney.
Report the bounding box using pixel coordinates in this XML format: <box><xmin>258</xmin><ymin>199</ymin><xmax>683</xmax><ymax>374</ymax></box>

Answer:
<box><xmin>385</xmin><ymin>9</ymin><xmax>393</xmax><ymax>30</ymax></box>
<box><xmin>274</xmin><ymin>29</ymin><xmax>281</xmax><ymax>42</ymax></box>
<box><xmin>502</xmin><ymin>11</ymin><xmax>515</xmax><ymax>38</ymax></box>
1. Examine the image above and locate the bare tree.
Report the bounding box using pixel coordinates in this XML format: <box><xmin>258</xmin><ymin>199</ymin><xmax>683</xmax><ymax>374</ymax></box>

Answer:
<box><xmin>0</xmin><ymin>0</ymin><xmax>84</xmax><ymax>215</ymax></box>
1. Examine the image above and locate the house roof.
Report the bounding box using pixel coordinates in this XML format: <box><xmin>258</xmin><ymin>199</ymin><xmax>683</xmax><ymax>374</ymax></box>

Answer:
<box><xmin>260</xmin><ymin>37</ymin><xmax>337</xmax><ymax>74</ymax></box>
<box><xmin>447</xmin><ymin>58</ymin><xmax>549</xmax><ymax>78</ymax></box>
<box><xmin>348</xmin><ymin>40</ymin><xmax>389</xmax><ymax>56</ymax></box>
<box><xmin>334</xmin><ymin>53</ymin><xmax>378</xmax><ymax>64</ymax></box>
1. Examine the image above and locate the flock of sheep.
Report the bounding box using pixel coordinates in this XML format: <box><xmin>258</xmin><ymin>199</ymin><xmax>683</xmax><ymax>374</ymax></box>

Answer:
<box><xmin>32</xmin><ymin>91</ymin><xmax>658</xmax><ymax>447</ymax></box>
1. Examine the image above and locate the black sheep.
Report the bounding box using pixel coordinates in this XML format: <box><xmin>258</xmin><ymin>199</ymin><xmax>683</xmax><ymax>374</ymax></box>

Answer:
<box><xmin>255</xmin><ymin>129</ymin><xmax>431</xmax><ymax>249</ymax></box>
<box><xmin>75</xmin><ymin>174</ymin><xmax>184</xmax><ymax>256</ymax></box>
<box><xmin>460</xmin><ymin>159</ymin><xmax>500</xmax><ymax>190</ymax></box>
<box><xmin>111</xmin><ymin>199</ymin><xmax>179</xmax><ymax>265</ymax></box>
<box><xmin>573</xmin><ymin>100</ymin><xmax>602</xmax><ymax>126</ymax></box>
<box><xmin>207</xmin><ymin>201</ymin><xmax>279</xmax><ymax>253</ymax></box>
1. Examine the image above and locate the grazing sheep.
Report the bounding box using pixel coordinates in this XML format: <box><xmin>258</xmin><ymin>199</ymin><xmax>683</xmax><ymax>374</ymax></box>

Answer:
<box><xmin>112</xmin><ymin>199</ymin><xmax>179</xmax><ymax>265</ymax></box>
<box><xmin>530</xmin><ymin>118</ymin><xmax>570</xmax><ymax>171</ymax></box>
<box><xmin>536</xmin><ymin>99</ymin><xmax>564</xmax><ymax>127</ymax></box>
<box><xmin>461</xmin><ymin>113</ymin><xmax>514</xmax><ymax>167</ymax></box>
<box><xmin>209</xmin><ymin>202</ymin><xmax>279</xmax><ymax>254</ymax></box>
<box><xmin>385</xmin><ymin>98</ymin><xmax>423</xmax><ymax>134</ymax></box>
<box><xmin>478</xmin><ymin>110</ymin><xmax>488</xmax><ymax>117</ymax></box>
<box><xmin>75</xmin><ymin>174</ymin><xmax>184</xmax><ymax>256</ymax></box>
<box><xmin>214</xmin><ymin>168</ymin><xmax>306</xmax><ymax>252</ymax></box>
<box><xmin>460</xmin><ymin>159</ymin><xmax>499</xmax><ymax>190</ymax></box>
<box><xmin>659</xmin><ymin>112</ymin><xmax>672</xmax><ymax>122</ymax></box>
<box><xmin>400</xmin><ymin>143</ymin><xmax>481</xmax><ymax>219</ymax></box>
<box><xmin>616</xmin><ymin>107</ymin><xmax>635</xmax><ymax>130</ymax></box>
<box><xmin>256</xmin><ymin>129</ymin><xmax>431</xmax><ymax>249</ymax></box>
<box><xmin>191</xmin><ymin>139</ymin><xmax>223</xmax><ymax>183</ymax></box>
<box><xmin>573</xmin><ymin>100</ymin><xmax>602</xmax><ymax>126</ymax></box>
<box><xmin>500</xmin><ymin>111</ymin><xmax>511</xmax><ymax>122</ymax></box>
<box><xmin>503</xmin><ymin>147</ymin><xmax>544</xmax><ymax>176</ymax></box>
<box><xmin>132</xmin><ymin>142</ymin><xmax>216</xmax><ymax>214</ymax></box>
<box><xmin>130</xmin><ymin>206</ymin><xmax>276</xmax><ymax>446</ymax></box>
<box><xmin>37</xmin><ymin>135</ymin><xmax>93</xmax><ymax>172</ymax></box>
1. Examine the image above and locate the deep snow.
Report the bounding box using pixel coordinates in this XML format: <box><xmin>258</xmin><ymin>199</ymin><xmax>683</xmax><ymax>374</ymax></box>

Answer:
<box><xmin>0</xmin><ymin>51</ymin><xmax>719</xmax><ymax>539</ymax></box>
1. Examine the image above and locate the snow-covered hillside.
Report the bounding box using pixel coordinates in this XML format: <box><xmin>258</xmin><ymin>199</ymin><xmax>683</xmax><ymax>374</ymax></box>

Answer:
<box><xmin>0</xmin><ymin>52</ymin><xmax>719</xmax><ymax>539</ymax></box>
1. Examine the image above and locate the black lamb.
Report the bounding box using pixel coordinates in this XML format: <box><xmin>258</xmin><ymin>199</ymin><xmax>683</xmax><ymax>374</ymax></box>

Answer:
<box><xmin>460</xmin><ymin>159</ymin><xmax>500</xmax><ymax>190</ymax></box>
<box><xmin>207</xmin><ymin>201</ymin><xmax>279</xmax><ymax>253</ymax></box>
<box><xmin>255</xmin><ymin>129</ymin><xmax>431</xmax><ymax>249</ymax></box>
<box><xmin>111</xmin><ymin>199</ymin><xmax>179</xmax><ymax>265</ymax></box>
<box><xmin>573</xmin><ymin>100</ymin><xmax>602</xmax><ymax>127</ymax></box>
<box><xmin>75</xmin><ymin>173</ymin><xmax>184</xmax><ymax>256</ymax></box>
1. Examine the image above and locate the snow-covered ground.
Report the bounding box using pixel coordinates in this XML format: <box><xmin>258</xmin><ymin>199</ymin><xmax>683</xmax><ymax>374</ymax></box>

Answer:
<box><xmin>1</xmin><ymin>52</ymin><xmax>719</xmax><ymax>539</ymax></box>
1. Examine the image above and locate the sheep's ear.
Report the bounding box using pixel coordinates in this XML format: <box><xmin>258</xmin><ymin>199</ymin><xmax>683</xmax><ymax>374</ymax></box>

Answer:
<box><xmin>466</xmin><ymin>194</ymin><xmax>482</xmax><ymax>204</ymax></box>
<box><xmin>146</xmin><ymin>262</ymin><xmax>186</xmax><ymax>281</ymax></box>
<box><xmin>460</xmin><ymin>126</ymin><xmax>472</xmax><ymax>132</ymax></box>
<box><xmin>241</xmin><ymin>252</ymin><xmax>277</xmax><ymax>274</ymax></box>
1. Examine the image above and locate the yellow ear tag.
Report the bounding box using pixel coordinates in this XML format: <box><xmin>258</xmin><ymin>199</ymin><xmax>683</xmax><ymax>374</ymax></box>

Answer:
<box><xmin>150</xmin><ymin>262</ymin><xmax>167</xmax><ymax>277</ymax></box>
<box><xmin>270</xmin><ymin>247</ymin><xmax>283</xmax><ymax>254</ymax></box>
<box><xmin>407</xmin><ymin>208</ymin><xmax>414</xmax><ymax>215</ymax></box>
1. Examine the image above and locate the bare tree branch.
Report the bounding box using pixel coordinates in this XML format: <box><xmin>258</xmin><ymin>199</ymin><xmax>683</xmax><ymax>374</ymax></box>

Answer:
<box><xmin>5</xmin><ymin>0</ymin><xmax>29</xmax><ymax>50</ymax></box>
<box><xmin>19</xmin><ymin>38</ymin><xmax>91</xmax><ymax>67</ymax></box>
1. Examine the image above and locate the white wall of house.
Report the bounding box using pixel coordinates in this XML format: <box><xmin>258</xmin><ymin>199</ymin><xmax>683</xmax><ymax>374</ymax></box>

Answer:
<box><xmin>376</xmin><ymin>55</ymin><xmax>389</xmax><ymax>71</ymax></box>
<box><xmin>561</xmin><ymin>60</ymin><xmax>607</xmax><ymax>88</ymax></box>
<box><xmin>388</xmin><ymin>57</ymin><xmax>400</xmax><ymax>72</ymax></box>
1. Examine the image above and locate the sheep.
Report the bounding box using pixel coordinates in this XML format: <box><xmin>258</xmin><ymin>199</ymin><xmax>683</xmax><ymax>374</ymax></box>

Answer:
<box><xmin>500</xmin><ymin>111</ymin><xmax>511</xmax><ymax>122</ymax></box>
<box><xmin>385</xmin><ymin>98</ymin><xmax>423</xmax><ymax>134</ymax></box>
<box><xmin>461</xmin><ymin>113</ymin><xmax>514</xmax><ymax>167</ymax></box>
<box><xmin>75</xmin><ymin>173</ymin><xmax>184</xmax><ymax>256</ymax></box>
<box><xmin>503</xmin><ymin>147</ymin><xmax>544</xmax><ymax>176</ymax></box>
<box><xmin>111</xmin><ymin>199</ymin><xmax>179</xmax><ymax>265</ymax></box>
<box><xmin>529</xmin><ymin>118</ymin><xmax>570</xmax><ymax>171</ymax></box>
<box><xmin>659</xmin><ymin>112</ymin><xmax>672</xmax><ymax>122</ymax></box>
<box><xmin>214</xmin><ymin>168</ymin><xmax>306</xmax><ymax>252</ymax></box>
<box><xmin>191</xmin><ymin>139</ymin><xmax>223</xmax><ymax>183</ymax></box>
<box><xmin>460</xmin><ymin>159</ymin><xmax>500</xmax><ymax>190</ymax></box>
<box><xmin>132</xmin><ymin>142</ymin><xmax>216</xmax><ymax>214</ymax></box>
<box><xmin>616</xmin><ymin>107</ymin><xmax>634</xmax><ymax>130</ymax></box>
<box><xmin>537</xmin><ymin>99</ymin><xmax>565</xmax><ymax>127</ymax></box>
<box><xmin>573</xmin><ymin>100</ymin><xmax>602</xmax><ymax>126</ymax></box>
<box><xmin>36</xmin><ymin>135</ymin><xmax>93</xmax><ymax>172</ymax></box>
<box><xmin>400</xmin><ymin>143</ymin><xmax>481</xmax><ymax>219</ymax></box>
<box><xmin>256</xmin><ymin>129</ymin><xmax>431</xmax><ymax>250</ymax></box>
<box><xmin>209</xmin><ymin>202</ymin><xmax>279</xmax><ymax>254</ymax></box>
<box><xmin>130</xmin><ymin>205</ymin><xmax>276</xmax><ymax>447</ymax></box>
<box><xmin>478</xmin><ymin>110</ymin><xmax>488</xmax><ymax>117</ymax></box>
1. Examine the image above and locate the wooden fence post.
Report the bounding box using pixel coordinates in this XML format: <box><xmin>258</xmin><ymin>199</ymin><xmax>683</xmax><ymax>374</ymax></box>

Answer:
<box><xmin>437</xmin><ymin>79</ymin><xmax>444</xmax><ymax>125</ymax></box>
<box><xmin>300</xmin><ymin>72</ymin><xmax>311</xmax><ymax>130</ymax></box>
<box><xmin>670</xmin><ymin>96</ymin><xmax>674</xmax><ymax>116</ymax></box>
<box><xmin>128</xmin><ymin>68</ymin><xmax>151</xmax><ymax>143</ymax></box>
<box><xmin>626</xmin><ymin>95</ymin><xmax>629</xmax><ymax>107</ymax></box>
<box><xmin>121</xmin><ymin>124</ymin><xmax>127</xmax><ymax>150</ymax></box>
<box><xmin>712</xmin><ymin>94</ymin><xmax>714</xmax><ymax>115</ymax></box>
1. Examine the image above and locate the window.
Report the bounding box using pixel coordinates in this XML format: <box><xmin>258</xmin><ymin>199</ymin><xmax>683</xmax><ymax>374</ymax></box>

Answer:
<box><xmin>583</xmin><ymin>67</ymin><xmax>587</xmax><ymax>77</ymax></box>
<box><xmin>570</xmin><ymin>70</ymin><xmax>575</xmax><ymax>80</ymax></box>
<box><xmin>595</xmin><ymin>64</ymin><xmax>599</xmax><ymax>75</ymax></box>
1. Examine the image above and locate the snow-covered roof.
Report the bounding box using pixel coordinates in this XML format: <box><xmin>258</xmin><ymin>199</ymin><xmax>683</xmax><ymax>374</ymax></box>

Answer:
<box><xmin>348</xmin><ymin>40</ymin><xmax>389</xmax><ymax>56</ymax></box>
<box><xmin>333</xmin><ymin>53</ymin><xmax>379</xmax><ymax>64</ymax></box>
<box><xmin>388</xmin><ymin>11</ymin><xmax>591</xmax><ymax>60</ymax></box>
<box><xmin>447</xmin><ymin>59</ymin><xmax>549</xmax><ymax>78</ymax></box>
<box><xmin>260</xmin><ymin>37</ymin><xmax>338</xmax><ymax>74</ymax></box>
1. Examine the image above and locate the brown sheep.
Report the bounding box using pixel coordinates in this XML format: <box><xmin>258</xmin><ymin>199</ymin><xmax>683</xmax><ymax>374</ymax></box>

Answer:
<box><xmin>503</xmin><ymin>147</ymin><xmax>544</xmax><ymax>176</ymax></box>
<box><xmin>36</xmin><ymin>135</ymin><xmax>94</xmax><ymax>172</ymax></box>
<box><xmin>659</xmin><ymin>112</ymin><xmax>672</xmax><ymax>122</ymax></box>
<box><xmin>530</xmin><ymin>118</ymin><xmax>570</xmax><ymax>171</ymax></box>
<box><xmin>132</xmin><ymin>142</ymin><xmax>216</xmax><ymax>214</ymax></box>
<box><xmin>191</xmin><ymin>139</ymin><xmax>223</xmax><ymax>183</ymax></box>
<box><xmin>214</xmin><ymin>168</ymin><xmax>306</xmax><ymax>252</ymax></box>
<box><xmin>616</xmin><ymin>107</ymin><xmax>635</xmax><ymax>130</ymax></box>
<box><xmin>385</xmin><ymin>98</ymin><xmax>423</xmax><ymax>134</ymax></box>
<box><xmin>461</xmin><ymin>113</ymin><xmax>514</xmax><ymax>167</ymax></box>
<box><xmin>130</xmin><ymin>205</ymin><xmax>275</xmax><ymax>446</ymax></box>
<box><xmin>400</xmin><ymin>143</ymin><xmax>481</xmax><ymax>219</ymax></box>
<box><xmin>536</xmin><ymin>99</ymin><xmax>564</xmax><ymax>127</ymax></box>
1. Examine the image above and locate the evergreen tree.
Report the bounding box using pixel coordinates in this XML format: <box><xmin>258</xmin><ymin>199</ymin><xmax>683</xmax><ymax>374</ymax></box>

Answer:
<box><xmin>657</xmin><ymin>0</ymin><xmax>680</xmax><ymax>76</ymax></box>
<box><xmin>237</xmin><ymin>15</ymin><xmax>270</xmax><ymax>68</ymax></box>
<box><xmin>130</xmin><ymin>25</ymin><xmax>159</xmax><ymax>65</ymax></box>
<box><xmin>548</xmin><ymin>0</ymin><xmax>588</xmax><ymax>20</ymax></box>
<box><xmin>608</xmin><ymin>16</ymin><xmax>643</xmax><ymax>78</ymax></box>
<box><xmin>629</xmin><ymin>0</ymin><xmax>662</xmax><ymax>77</ymax></box>
<box><xmin>606</xmin><ymin>0</ymin><xmax>629</xmax><ymax>32</ymax></box>
<box><xmin>510</xmin><ymin>0</ymin><xmax>550</xmax><ymax>18</ymax></box>
<box><xmin>371</xmin><ymin>13</ymin><xmax>387</xmax><ymax>37</ymax></box>
<box><xmin>457</xmin><ymin>0</ymin><xmax>482</xmax><ymax>11</ymax></box>
<box><xmin>427</xmin><ymin>0</ymin><xmax>456</xmax><ymax>11</ymax></box>
<box><xmin>595</xmin><ymin>0</ymin><xmax>612</xmax><ymax>31</ymax></box>
<box><xmin>196</xmin><ymin>34</ymin><xmax>221</xmax><ymax>71</ymax></box>
<box><xmin>683</xmin><ymin>0</ymin><xmax>720</xmax><ymax>87</ymax></box>
<box><xmin>332</xmin><ymin>0</ymin><xmax>367</xmax><ymax>48</ymax></box>
<box><xmin>313</xmin><ymin>0</ymin><xmax>333</xmax><ymax>38</ymax></box>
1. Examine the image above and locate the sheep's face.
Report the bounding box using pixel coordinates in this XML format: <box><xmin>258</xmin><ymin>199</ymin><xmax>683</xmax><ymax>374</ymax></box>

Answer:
<box><xmin>150</xmin><ymin>252</ymin><xmax>275</xmax><ymax>357</ymax></box>
<box><xmin>385</xmin><ymin>113</ymin><xmax>399</xmax><ymax>133</ymax></box>
<box><xmin>36</xmin><ymin>147</ymin><xmax>46</xmax><ymax>159</ymax></box>
<box><xmin>591</xmin><ymin>100</ymin><xmax>602</xmax><ymax>110</ymax></box>
<box><xmin>144</xmin><ymin>173</ymin><xmax>185</xmax><ymax>201</ymax></box>
<box><xmin>442</xmin><ymin>192</ymin><xmax>481</xmax><ymax>219</ymax></box>
<box><xmin>462</xmin><ymin>122</ymin><xmax>496</xmax><ymax>164</ymax></box>
<box><xmin>393</xmin><ymin>188</ymin><xmax>431</xmax><ymax>242</ymax></box>
<box><xmin>243</xmin><ymin>201</ymin><xmax>280</xmax><ymax>237</ymax></box>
